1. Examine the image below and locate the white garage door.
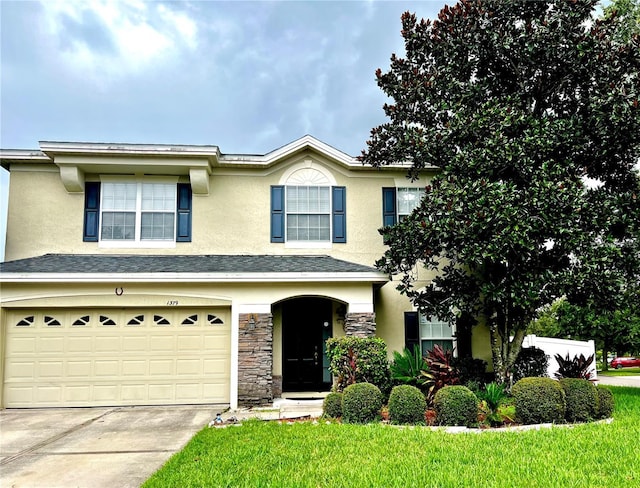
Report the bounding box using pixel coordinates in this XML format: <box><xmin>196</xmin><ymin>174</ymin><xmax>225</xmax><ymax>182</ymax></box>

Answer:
<box><xmin>3</xmin><ymin>308</ymin><xmax>231</xmax><ymax>408</ymax></box>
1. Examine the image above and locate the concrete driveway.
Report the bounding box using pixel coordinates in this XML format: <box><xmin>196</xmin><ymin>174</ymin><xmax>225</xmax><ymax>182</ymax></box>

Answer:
<box><xmin>0</xmin><ymin>405</ymin><xmax>217</xmax><ymax>488</ymax></box>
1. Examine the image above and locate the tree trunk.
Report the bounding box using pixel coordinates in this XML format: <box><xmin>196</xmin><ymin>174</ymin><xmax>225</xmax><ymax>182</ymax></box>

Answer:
<box><xmin>490</xmin><ymin>325</ymin><xmax>527</xmax><ymax>386</ymax></box>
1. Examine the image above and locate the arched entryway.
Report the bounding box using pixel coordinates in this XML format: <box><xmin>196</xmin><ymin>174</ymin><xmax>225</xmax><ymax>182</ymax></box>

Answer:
<box><xmin>281</xmin><ymin>297</ymin><xmax>333</xmax><ymax>392</ymax></box>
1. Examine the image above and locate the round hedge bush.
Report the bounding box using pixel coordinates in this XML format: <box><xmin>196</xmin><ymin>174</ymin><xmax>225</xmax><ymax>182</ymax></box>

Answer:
<box><xmin>388</xmin><ymin>385</ymin><xmax>426</xmax><ymax>425</ymax></box>
<box><xmin>512</xmin><ymin>377</ymin><xmax>566</xmax><ymax>425</ymax></box>
<box><xmin>342</xmin><ymin>382</ymin><xmax>383</xmax><ymax>424</ymax></box>
<box><xmin>322</xmin><ymin>392</ymin><xmax>343</xmax><ymax>418</ymax></box>
<box><xmin>596</xmin><ymin>386</ymin><xmax>615</xmax><ymax>419</ymax></box>
<box><xmin>434</xmin><ymin>385</ymin><xmax>478</xmax><ymax>427</ymax></box>
<box><xmin>559</xmin><ymin>378</ymin><xmax>598</xmax><ymax>422</ymax></box>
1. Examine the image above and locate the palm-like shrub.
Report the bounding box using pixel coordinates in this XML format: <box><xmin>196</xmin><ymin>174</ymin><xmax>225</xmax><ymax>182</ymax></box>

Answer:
<box><xmin>390</xmin><ymin>346</ymin><xmax>429</xmax><ymax>387</ymax></box>
<box><xmin>559</xmin><ymin>378</ymin><xmax>598</xmax><ymax>422</ymax></box>
<box><xmin>322</xmin><ymin>392</ymin><xmax>343</xmax><ymax>419</ymax></box>
<box><xmin>477</xmin><ymin>382</ymin><xmax>508</xmax><ymax>426</ymax></box>
<box><xmin>512</xmin><ymin>377</ymin><xmax>566</xmax><ymax>425</ymax></box>
<box><xmin>434</xmin><ymin>385</ymin><xmax>478</xmax><ymax>427</ymax></box>
<box><xmin>388</xmin><ymin>385</ymin><xmax>427</xmax><ymax>425</ymax></box>
<box><xmin>342</xmin><ymin>383</ymin><xmax>383</xmax><ymax>424</ymax></box>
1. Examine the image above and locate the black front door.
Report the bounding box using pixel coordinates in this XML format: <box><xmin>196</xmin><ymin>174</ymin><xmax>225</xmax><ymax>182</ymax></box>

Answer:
<box><xmin>282</xmin><ymin>298</ymin><xmax>332</xmax><ymax>391</ymax></box>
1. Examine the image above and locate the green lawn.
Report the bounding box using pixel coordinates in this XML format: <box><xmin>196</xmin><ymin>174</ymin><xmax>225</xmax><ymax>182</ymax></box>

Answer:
<box><xmin>599</xmin><ymin>367</ymin><xmax>640</xmax><ymax>376</ymax></box>
<box><xmin>143</xmin><ymin>387</ymin><xmax>640</xmax><ymax>488</ymax></box>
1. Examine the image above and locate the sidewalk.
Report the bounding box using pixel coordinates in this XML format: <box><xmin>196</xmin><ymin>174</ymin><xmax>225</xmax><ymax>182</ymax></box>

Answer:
<box><xmin>217</xmin><ymin>398</ymin><xmax>324</xmax><ymax>424</ymax></box>
<box><xmin>597</xmin><ymin>375</ymin><xmax>640</xmax><ymax>388</ymax></box>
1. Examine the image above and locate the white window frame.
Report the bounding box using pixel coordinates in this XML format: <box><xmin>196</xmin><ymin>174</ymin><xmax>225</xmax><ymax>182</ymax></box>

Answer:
<box><xmin>98</xmin><ymin>176</ymin><xmax>179</xmax><ymax>249</ymax></box>
<box><xmin>419</xmin><ymin>314</ymin><xmax>456</xmax><ymax>355</ymax></box>
<box><xmin>397</xmin><ymin>187</ymin><xmax>425</xmax><ymax>221</ymax></box>
<box><xmin>285</xmin><ymin>185</ymin><xmax>332</xmax><ymax>245</ymax></box>
<box><xmin>280</xmin><ymin>162</ymin><xmax>336</xmax><ymax>249</ymax></box>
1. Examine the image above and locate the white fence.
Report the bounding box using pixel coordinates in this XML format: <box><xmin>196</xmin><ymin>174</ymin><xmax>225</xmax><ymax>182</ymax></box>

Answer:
<box><xmin>521</xmin><ymin>334</ymin><xmax>597</xmax><ymax>380</ymax></box>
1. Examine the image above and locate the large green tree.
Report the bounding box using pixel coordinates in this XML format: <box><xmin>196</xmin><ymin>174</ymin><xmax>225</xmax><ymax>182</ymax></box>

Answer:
<box><xmin>361</xmin><ymin>0</ymin><xmax>640</xmax><ymax>383</ymax></box>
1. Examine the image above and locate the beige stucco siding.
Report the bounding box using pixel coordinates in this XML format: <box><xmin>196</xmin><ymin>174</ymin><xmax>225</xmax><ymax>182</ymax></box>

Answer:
<box><xmin>5</xmin><ymin>166</ymin><xmax>88</xmax><ymax>260</ymax></box>
<box><xmin>3</xmin><ymin>150</ymin><xmax>428</xmax><ymax>270</ymax></box>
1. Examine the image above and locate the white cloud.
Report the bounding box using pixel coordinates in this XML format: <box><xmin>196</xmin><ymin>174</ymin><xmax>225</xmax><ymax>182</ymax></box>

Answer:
<box><xmin>38</xmin><ymin>0</ymin><xmax>199</xmax><ymax>84</ymax></box>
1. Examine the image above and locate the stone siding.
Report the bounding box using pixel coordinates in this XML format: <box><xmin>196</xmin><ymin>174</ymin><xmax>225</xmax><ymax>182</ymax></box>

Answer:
<box><xmin>344</xmin><ymin>312</ymin><xmax>376</xmax><ymax>337</ymax></box>
<box><xmin>238</xmin><ymin>313</ymin><xmax>273</xmax><ymax>406</ymax></box>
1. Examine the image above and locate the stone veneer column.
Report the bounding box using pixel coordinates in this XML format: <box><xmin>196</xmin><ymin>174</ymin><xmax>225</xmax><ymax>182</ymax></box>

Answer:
<box><xmin>237</xmin><ymin>313</ymin><xmax>273</xmax><ymax>406</ymax></box>
<box><xmin>344</xmin><ymin>312</ymin><xmax>376</xmax><ymax>338</ymax></box>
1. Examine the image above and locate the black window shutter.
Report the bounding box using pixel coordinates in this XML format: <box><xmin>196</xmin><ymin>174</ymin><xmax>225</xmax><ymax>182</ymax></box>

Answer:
<box><xmin>83</xmin><ymin>182</ymin><xmax>100</xmax><ymax>242</ymax></box>
<box><xmin>271</xmin><ymin>185</ymin><xmax>285</xmax><ymax>243</ymax></box>
<box><xmin>332</xmin><ymin>186</ymin><xmax>346</xmax><ymax>243</ymax></box>
<box><xmin>404</xmin><ymin>311</ymin><xmax>420</xmax><ymax>352</ymax></box>
<box><xmin>176</xmin><ymin>183</ymin><xmax>192</xmax><ymax>242</ymax></box>
<box><xmin>382</xmin><ymin>187</ymin><xmax>397</xmax><ymax>226</ymax></box>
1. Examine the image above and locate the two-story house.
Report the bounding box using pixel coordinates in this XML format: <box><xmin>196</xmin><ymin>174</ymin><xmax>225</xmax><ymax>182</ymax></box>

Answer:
<box><xmin>0</xmin><ymin>136</ymin><xmax>489</xmax><ymax>409</ymax></box>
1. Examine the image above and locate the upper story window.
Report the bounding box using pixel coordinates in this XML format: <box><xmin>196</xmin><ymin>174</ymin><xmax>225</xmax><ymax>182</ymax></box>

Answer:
<box><xmin>271</xmin><ymin>164</ymin><xmax>346</xmax><ymax>247</ymax></box>
<box><xmin>101</xmin><ymin>182</ymin><xmax>176</xmax><ymax>242</ymax></box>
<box><xmin>286</xmin><ymin>185</ymin><xmax>331</xmax><ymax>241</ymax></box>
<box><xmin>83</xmin><ymin>178</ymin><xmax>192</xmax><ymax>247</ymax></box>
<box><xmin>382</xmin><ymin>186</ymin><xmax>425</xmax><ymax>226</ymax></box>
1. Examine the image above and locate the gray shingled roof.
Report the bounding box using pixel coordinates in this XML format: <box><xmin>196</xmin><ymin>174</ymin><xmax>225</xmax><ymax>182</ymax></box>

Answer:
<box><xmin>0</xmin><ymin>254</ymin><xmax>383</xmax><ymax>275</ymax></box>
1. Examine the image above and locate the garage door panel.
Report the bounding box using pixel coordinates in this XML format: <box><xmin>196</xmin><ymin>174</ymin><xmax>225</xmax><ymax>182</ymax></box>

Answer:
<box><xmin>95</xmin><ymin>360</ymin><xmax>119</xmax><ymax>377</ymax></box>
<box><xmin>36</xmin><ymin>386</ymin><xmax>62</xmax><ymax>403</ymax></box>
<box><xmin>39</xmin><ymin>361</ymin><xmax>64</xmax><ymax>377</ymax></box>
<box><xmin>176</xmin><ymin>359</ymin><xmax>200</xmax><ymax>375</ymax></box>
<box><xmin>4</xmin><ymin>308</ymin><xmax>231</xmax><ymax>407</ymax></box>
<box><xmin>150</xmin><ymin>336</ymin><xmax>174</xmax><ymax>351</ymax></box>
<box><xmin>122</xmin><ymin>336</ymin><xmax>148</xmax><ymax>352</ymax></box>
<box><xmin>95</xmin><ymin>336</ymin><xmax>121</xmax><ymax>352</ymax></box>
<box><xmin>11</xmin><ymin>337</ymin><xmax>37</xmax><ymax>353</ymax></box>
<box><xmin>122</xmin><ymin>360</ymin><xmax>147</xmax><ymax>376</ymax></box>
<box><xmin>149</xmin><ymin>359</ymin><xmax>174</xmax><ymax>375</ymax></box>
<box><xmin>67</xmin><ymin>361</ymin><xmax>92</xmax><ymax>377</ymax></box>
<box><xmin>68</xmin><ymin>336</ymin><xmax>93</xmax><ymax>352</ymax></box>
<box><xmin>38</xmin><ymin>336</ymin><xmax>65</xmax><ymax>353</ymax></box>
<box><xmin>5</xmin><ymin>361</ymin><xmax>35</xmax><ymax>379</ymax></box>
<box><xmin>65</xmin><ymin>385</ymin><xmax>91</xmax><ymax>402</ymax></box>
<box><xmin>149</xmin><ymin>384</ymin><xmax>174</xmax><ymax>401</ymax></box>
<box><xmin>177</xmin><ymin>335</ymin><xmax>202</xmax><ymax>350</ymax></box>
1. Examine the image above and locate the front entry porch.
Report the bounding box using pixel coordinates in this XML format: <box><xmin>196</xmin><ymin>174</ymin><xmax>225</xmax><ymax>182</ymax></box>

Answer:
<box><xmin>236</xmin><ymin>296</ymin><xmax>378</xmax><ymax>408</ymax></box>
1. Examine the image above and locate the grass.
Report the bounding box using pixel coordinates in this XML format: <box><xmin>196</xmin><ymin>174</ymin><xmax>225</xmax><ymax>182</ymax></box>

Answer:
<box><xmin>599</xmin><ymin>367</ymin><xmax>640</xmax><ymax>376</ymax></box>
<box><xmin>143</xmin><ymin>387</ymin><xmax>640</xmax><ymax>488</ymax></box>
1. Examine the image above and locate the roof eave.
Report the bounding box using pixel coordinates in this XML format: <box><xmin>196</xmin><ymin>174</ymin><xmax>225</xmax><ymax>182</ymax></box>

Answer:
<box><xmin>0</xmin><ymin>271</ymin><xmax>390</xmax><ymax>284</ymax></box>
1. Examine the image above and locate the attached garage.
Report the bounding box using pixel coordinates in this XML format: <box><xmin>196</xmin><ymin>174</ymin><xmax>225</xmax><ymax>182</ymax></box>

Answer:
<box><xmin>3</xmin><ymin>308</ymin><xmax>231</xmax><ymax>408</ymax></box>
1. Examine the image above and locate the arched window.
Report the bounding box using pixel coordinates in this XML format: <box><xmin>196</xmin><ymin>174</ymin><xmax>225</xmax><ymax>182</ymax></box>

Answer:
<box><xmin>271</xmin><ymin>163</ymin><xmax>345</xmax><ymax>245</ymax></box>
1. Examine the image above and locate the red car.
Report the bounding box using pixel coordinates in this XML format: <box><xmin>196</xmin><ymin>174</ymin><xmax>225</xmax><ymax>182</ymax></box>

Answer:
<box><xmin>610</xmin><ymin>357</ymin><xmax>640</xmax><ymax>369</ymax></box>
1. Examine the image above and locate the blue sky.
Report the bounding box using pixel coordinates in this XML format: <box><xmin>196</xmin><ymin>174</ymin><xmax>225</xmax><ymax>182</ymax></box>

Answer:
<box><xmin>0</xmin><ymin>0</ymin><xmax>448</xmax><ymax>260</ymax></box>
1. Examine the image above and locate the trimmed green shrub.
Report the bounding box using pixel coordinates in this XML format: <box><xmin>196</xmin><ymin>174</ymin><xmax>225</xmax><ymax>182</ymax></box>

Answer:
<box><xmin>322</xmin><ymin>392</ymin><xmax>343</xmax><ymax>418</ymax></box>
<box><xmin>434</xmin><ymin>385</ymin><xmax>478</xmax><ymax>427</ymax></box>
<box><xmin>388</xmin><ymin>385</ymin><xmax>427</xmax><ymax>425</ymax></box>
<box><xmin>512</xmin><ymin>347</ymin><xmax>549</xmax><ymax>383</ymax></box>
<box><xmin>512</xmin><ymin>377</ymin><xmax>566</xmax><ymax>425</ymax></box>
<box><xmin>559</xmin><ymin>378</ymin><xmax>598</xmax><ymax>422</ymax></box>
<box><xmin>342</xmin><ymin>383</ymin><xmax>383</xmax><ymax>424</ymax></box>
<box><xmin>326</xmin><ymin>337</ymin><xmax>391</xmax><ymax>395</ymax></box>
<box><xmin>596</xmin><ymin>386</ymin><xmax>615</xmax><ymax>419</ymax></box>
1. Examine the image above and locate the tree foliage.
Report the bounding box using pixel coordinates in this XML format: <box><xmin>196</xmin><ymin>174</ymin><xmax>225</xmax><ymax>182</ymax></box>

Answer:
<box><xmin>361</xmin><ymin>0</ymin><xmax>640</xmax><ymax>383</ymax></box>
